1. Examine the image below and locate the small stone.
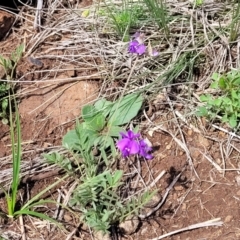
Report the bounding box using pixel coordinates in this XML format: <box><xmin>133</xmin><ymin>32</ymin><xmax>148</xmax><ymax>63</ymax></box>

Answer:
<box><xmin>224</xmin><ymin>215</ymin><xmax>233</xmax><ymax>223</ymax></box>
<box><xmin>166</xmin><ymin>144</ymin><xmax>171</xmax><ymax>150</ymax></box>
<box><xmin>237</xmin><ymin>190</ymin><xmax>240</xmax><ymax>196</ymax></box>
<box><xmin>179</xmin><ymin>151</ymin><xmax>184</xmax><ymax>156</ymax></box>
<box><xmin>93</xmin><ymin>231</ymin><xmax>111</xmax><ymax>240</ymax></box>
<box><xmin>216</xmin><ymin>158</ymin><xmax>221</xmax><ymax>164</ymax></box>
<box><xmin>235</xmin><ymin>176</ymin><xmax>240</xmax><ymax>186</ymax></box>
<box><xmin>187</xmin><ymin>129</ymin><xmax>193</xmax><ymax>136</ymax></box>
<box><xmin>218</xmin><ymin>131</ymin><xmax>226</xmax><ymax>138</ymax></box>
<box><xmin>173</xmin><ymin>192</ymin><xmax>178</xmax><ymax>200</ymax></box>
<box><xmin>189</xmin><ymin>147</ymin><xmax>201</xmax><ymax>159</ymax></box>
<box><xmin>198</xmin><ymin>134</ymin><xmax>210</xmax><ymax>147</ymax></box>
<box><xmin>174</xmin><ymin>185</ymin><xmax>184</xmax><ymax>191</ymax></box>
<box><xmin>119</xmin><ymin>215</ymin><xmax>139</xmax><ymax>235</ymax></box>
<box><xmin>181</xmin><ymin>203</ymin><xmax>187</xmax><ymax>211</ymax></box>
<box><xmin>63</xmin><ymin>213</ymin><xmax>72</xmax><ymax>222</ymax></box>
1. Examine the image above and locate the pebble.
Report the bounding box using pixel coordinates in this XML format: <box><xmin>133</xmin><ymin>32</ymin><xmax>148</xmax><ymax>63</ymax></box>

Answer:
<box><xmin>166</xmin><ymin>144</ymin><xmax>172</xmax><ymax>150</ymax></box>
<box><xmin>63</xmin><ymin>213</ymin><xmax>72</xmax><ymax>222</ymax></box>
<box><xmin>235</xmin><ymin>176</ymin><xmax>240</xmax><ymax>186</ymax></box>
<box><xmin>174</xmin><ymin>185</ymin><xmax>184</xmax><ymax>191</ymax></box>
<box><xmin>216</xmin><ymin>158</ymin><xmax>221</xmax><ymax>164</ymax></box>
<box><xmin>236</xmin><ymin>190</ymin><xmax>240</xmax><ymax>196</ymax></box>
<box><xmin>187</xmin><ymin>129</ymin><xmax>193</xmax><ymax>136</ymax></box>
<box><xmin>198</xmin><ymin>134</ymin><xmax>210</xmax><ymax>147</ymax></box>
<box><xmin>93</xmin><ymin>231</ymin><xmax>111</xmax><ymax>240</ymax></box>
<box><xmin>181</xmin><ymin>203</ymin><xmax>187</xmax><ymax>211</ymax></box>
<box><xmin>119</xmin><ymin>215</ymin><xmax>139</xmax><ymax>235</ymax></box>
<box><xmin>189</xmin><ymin>147</ymin><xmax>201</xmax><ymax>159</ymax></box>
<box><xmin>224</xmin><ymin>215</ymin><xmax>233</xmax><ymax>223</ymax></box>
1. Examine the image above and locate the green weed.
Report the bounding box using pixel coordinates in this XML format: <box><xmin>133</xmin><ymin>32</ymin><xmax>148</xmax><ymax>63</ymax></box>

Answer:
<box><xmin>101</xmin><ymin>1</ymin><xmax>147</xmax><ymax>41</ymax></box>
<box><xmin>142</xmin><ymin>0</ymin><xmax>169</xmax><ymax>36</ymax></box>
<box><xmin>229</xmin><ymin>1</ymin><xmax>240</xmax><ymax>42</ymax></box>
<box><xmin>197</xmin><ymin>70</ymin><xmax>240</xmax><ymax>128</ymax></box>
<box><xmin>0</xmin><ymin>90</ymin><xmax>65</xmax><ymax>228</ymax></box>
<box><xmin>45</xmin><ymin>93</ymin><xmax>156</xmax><ymax>233</ymax></box>
<box><xmin>0</xmin><ymin>44</ymin><xmax>24</xmax><ymax>124</ymax></box>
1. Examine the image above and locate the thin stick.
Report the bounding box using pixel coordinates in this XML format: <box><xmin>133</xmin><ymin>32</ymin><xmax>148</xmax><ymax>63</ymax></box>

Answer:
<box><xmin>150</xmin><ymin>218</ymin><xmax>223</xmax><ymax>240</ymax></box>
<box><xmin>34</xmin><ymin>0</ymin><xmax>43</xmax><ymax>30</ymax></box>
<box><xmin>19</xmin><ymin>215</ymin><xmax>26</xmax><ymax>240</ymax></box>
<box><xmin>139</xmin><ymin>169</ymin><xmax>183</xmax><ymax>219</ymax></box>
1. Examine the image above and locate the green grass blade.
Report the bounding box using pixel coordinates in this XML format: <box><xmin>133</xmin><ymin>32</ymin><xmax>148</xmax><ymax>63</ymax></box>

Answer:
<box><xmin>20</xmin><ymin>175</ymin><xmax>68</xmax><ymax>210</ymax></box>
<box><xmin>14</xmin><ymin>209</ymin><xmax>63</xmax><ymax>229</ymax></box>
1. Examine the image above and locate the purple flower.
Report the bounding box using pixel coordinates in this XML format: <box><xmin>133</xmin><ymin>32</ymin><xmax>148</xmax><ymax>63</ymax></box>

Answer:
<box><xmin>128</xmin><ymin>32</ymin><xmax>146</xmax><ymax>55</ymax></box>
<box><xmin>117</xmin><ymin>130</ymin><xmax>140</xmax><ymax>157</ymax></box>
<box><xmin>138</xmin><ymin>140</ymin><xmax>153</xmax><ymax>160</ymax></box>
<box><xmin>116</xmin><ymin>130</ymin><xmax>153</xmax><ymax>160</ymax></box>
<box><xmin>151</xmin><ymin>50</ymin><xmax>159</xmax><ymax>57</ymax></box>
<box><xmin>128</xmin><ymin>40</ymin><xmax>146</xmax><ymax>55</ymax></box>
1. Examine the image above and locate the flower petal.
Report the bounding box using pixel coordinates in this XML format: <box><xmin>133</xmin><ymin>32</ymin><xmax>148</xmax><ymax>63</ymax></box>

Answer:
<box><xmin>152</xmin><ymin>50</ymin><xmax>159</xmax><ymax>57</ymax></box>
<box><xmin>139</xmin><ymin>140</ymin><xmax>153</xmax><ymax>160</ymax></box>
<box><xmin>127</xmin><ymin>130</ymin><xmax>140</xmax><ymax>139</ymax></box>
<box><xmin>136</xmin><ymin>44</ymin><xmax>146</xmax><ymax>55</ymax></box>
<box><xmin>129</xmin><ymin>140</ymin><xmax>140</xmax><ymax>154</ymax></box>
<box><xmin>128</xmin><ymin>40</ymin><xmax>139</xmax><ymax>53</ymax></box>
<box><xmin>117</xmin><ymin>138</ymin><xmax>130</xmax><ymax>151</ymax></box>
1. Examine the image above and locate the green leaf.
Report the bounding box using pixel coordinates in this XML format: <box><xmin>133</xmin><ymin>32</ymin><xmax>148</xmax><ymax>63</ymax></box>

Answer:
<box><xmin>85</xmin><ymin>113</ymin><xmax>106</xmax><ymax>132</ymax></box>
<box><xmin>14</xmin><ymin>210</ymin><xmax>63</xmax><ymax>229</ymax></box>
<box><xmin>211</xmin><ymin>72</ymin><xmax>221</xmax><ymax>81</ymax></box>
<box><xmin>82</xmin><ymin>105</ymin><xmax>98</xmax><ymax>122</ymax></box>
<box><xmin>212</xmin><ymin>98</ymin><xmax>222</xmax><ymax>106</ymax></box>
<box><xmin>218</xmin><ymin>77</ymin><xmax>227</xmax><ymax>90</ymax></box>
<box><xmin>108</xmin><ymin>93</ymin><xmax>143</xmax><ymax>126</ymax></box>
<box><xmin>196</xmin><ymin>106</ymin><xmax>208</xmax><ymax>116</ymax></box>
<box><xmin>222</xmin><ymin>97</ymin><xmax>232</xmax><ymax>104</ymax></box>
<box><xmin>94</xmin><ymin>99</ymin><xmax>113</xmax><ymax>117</ymax></box>
<box><xmin>231</xmin><ymin>90</ymin><xmax>238</xmax><ymax>100</ymax></box>
<box><xmin>199</xmin><ymin>94</ymin><xmax>212</xmax><ymax>102</ymax></box>
<box><xmin>229</xmin><ymin>115</ymin><xmax>237</xmax><ymax>128</ymax></box>
<box><xmin>108</xmin><ymin>125</ymin><xmax>124</xmax><ymax>137</ymax></box>
<box><xmin>1</xmin><ymin>99</ymin><xmax>8</xmax><ymax>111</ymax></box>
<box><xmin>210</xmin><ymin>81</ymin><xmax>218</xmax><ymax>89</ymax></box>
<box><xmin>112</xmin><ymin>170</ymin><xmax>123</xmax><ymax>185</ymax></box>
<box><xmin>62</xmin><ymin>129</ymin><xmax>80</xmax><ymax>149</ymax></box>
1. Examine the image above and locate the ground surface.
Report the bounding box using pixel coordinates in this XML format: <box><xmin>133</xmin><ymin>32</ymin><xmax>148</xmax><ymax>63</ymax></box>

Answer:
<box><xmin>0</xmin><ymin>1</ymin><xmax>240</xmax><ymax>240</ymax></box>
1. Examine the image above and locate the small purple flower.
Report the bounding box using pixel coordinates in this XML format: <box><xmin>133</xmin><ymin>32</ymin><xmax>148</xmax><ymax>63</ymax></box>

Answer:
<box><xmin>117</xmin><ymin>130</ymin><xmax>140</xmax><ymax>157</ymax></box>
<box><xmin>128</xmin><ymin>40</ymin><xmax>146</xmax><ymax>55</ymax></box>
<box><xmin>128</xmin><ymin>32</ymin><xmax>146</xmax><ymax>55</ymax></box>
<box><xmin>138</xmin><ymin>140</ymin><xmax>153</xmax><ymax>160</ymax></box>
<box><xmin>116</xmin><ymin>130</ymin><xmax>153</xmax><ymax>160</ymax></box>
<box><xmin>151</xmin><ymin>50</ymin><xmax>159</xmax><ymax>57</ymax></box>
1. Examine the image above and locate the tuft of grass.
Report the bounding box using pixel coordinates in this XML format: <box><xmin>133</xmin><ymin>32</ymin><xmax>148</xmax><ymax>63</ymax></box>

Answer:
<box><xmin>0</xmin><ymin>44</ymin><xmax>24</xmax><ymax>124</ymax></box>
<box><xmin>143</xmin><ymin>0</ymin><xmax>169</xmax><ymax>36</ymax></box>
<box><xmin>101</xmin><ymin>0</ymin><xmax>148</xmax><ymax>41</ymax></box>
<box><xmin>229</xmin><ymin>1</ymin><xmax>240</xmax><ymax>42</ymax></box>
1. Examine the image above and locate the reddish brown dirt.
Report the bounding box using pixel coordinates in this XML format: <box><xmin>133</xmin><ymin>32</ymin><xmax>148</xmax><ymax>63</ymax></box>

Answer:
<box><xmin>1</xmin><ymin>3</ymin><xmax>240</xmax><ymax>240</ymax></box>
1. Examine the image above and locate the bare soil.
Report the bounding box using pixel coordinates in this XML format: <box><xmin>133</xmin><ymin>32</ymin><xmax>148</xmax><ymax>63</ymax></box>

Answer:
<box><xmin>1</xmin><ymin>2</ymin><xmax>240</xmax><ymax>240</ymax></box>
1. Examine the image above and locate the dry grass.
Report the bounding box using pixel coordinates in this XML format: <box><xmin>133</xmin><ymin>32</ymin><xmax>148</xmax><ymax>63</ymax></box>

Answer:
<box><xmin>1</xmin><ymin>0</ymin><xmax>240</xmax><ymax>239</ymax></box>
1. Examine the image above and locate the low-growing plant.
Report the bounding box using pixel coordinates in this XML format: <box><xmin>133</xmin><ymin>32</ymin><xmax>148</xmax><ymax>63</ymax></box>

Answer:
<box><xmin>229</xmin><ymin>1</ymin><xmax>240</xmax><ymax>42</ymax></box>
<box><xmin>0</xmin><ymin>44</ymin><xmax>24</xmax><ymax>124</ymax></box>
<box><xmin>101</xmin><ymin>0</ymin><xmax>148</xmax><ymax>41</ymax></box>
<box><xmin>197</xmin><ymin>70</ymin><xmax>240</xmax><ymax>128</ymax></box>
<box><xmin>143</xmin><ymin>0</ymin><xmax>169</xmax><ymax>36</ymax></box>
<box><xmin>45</xmin><ymin>93</ymin><xmax>156</xmax><ymax>233</ymax></box>
<box><xmin>0</xmin><ymin>90</ymin><xmax>65</xmax><ymax>227</ymax></box>
<box><xmin>62</xmin><ymin>93</ymin><xmax>143</xmax><ymax>164</ymax></box>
